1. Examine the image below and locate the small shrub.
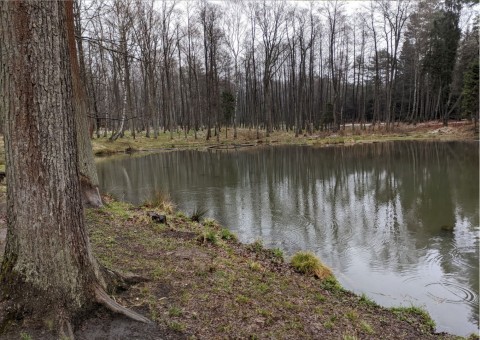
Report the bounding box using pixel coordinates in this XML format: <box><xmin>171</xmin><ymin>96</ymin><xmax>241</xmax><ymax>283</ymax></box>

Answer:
<box><xmin>290</xmin><ymin>251</ymin><xmax>334</xmax><ymax>280</ymax></box>
<box><xmin>190</xmin><ymin>206</ymin><xmax>208</xmax><ymax>222</ymax></box>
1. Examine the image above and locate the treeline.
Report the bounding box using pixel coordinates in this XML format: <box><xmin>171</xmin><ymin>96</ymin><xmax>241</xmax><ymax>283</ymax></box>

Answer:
<box><xmin>76</xmin><ymin>0</ymin><xmax>479</xmax><ymax>140</ymax></box>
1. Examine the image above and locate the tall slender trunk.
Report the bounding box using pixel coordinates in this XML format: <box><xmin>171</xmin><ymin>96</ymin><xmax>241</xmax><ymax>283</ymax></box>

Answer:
<box><xmin>66</xmin><ymin>0</ymin><xmax>102</xmax><ymax>207</ymax></box>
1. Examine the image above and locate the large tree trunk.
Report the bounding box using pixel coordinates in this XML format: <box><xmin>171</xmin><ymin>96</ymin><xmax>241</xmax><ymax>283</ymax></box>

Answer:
<box><xmin>0</xmin><ymin>1</ymin><xmax>148</xmax><ymax>335</ymax></box>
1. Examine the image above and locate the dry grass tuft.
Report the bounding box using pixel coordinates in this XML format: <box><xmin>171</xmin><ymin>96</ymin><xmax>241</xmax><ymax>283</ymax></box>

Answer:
<box><xmin>290</xmin><ymin>251</ymin><xmax>334</xmax><ymax>280</ymax></box>
<box><xmin>143</xmin><ymin>191</ymin><xmax>176</xmax><ymax>214</ymax></box>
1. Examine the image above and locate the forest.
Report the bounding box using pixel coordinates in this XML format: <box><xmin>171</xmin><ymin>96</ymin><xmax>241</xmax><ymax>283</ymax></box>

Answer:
<box><xmin>73</xmin><ymin>0</ymin><xmax>480</xmax><ymax>140</ymax></box>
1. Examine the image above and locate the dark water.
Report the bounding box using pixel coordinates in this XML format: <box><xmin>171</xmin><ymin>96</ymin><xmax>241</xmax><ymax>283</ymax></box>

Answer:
<box><xmin>97</xmin><ymin>141</ymin><xmax>479</xmax><ymax>336</ymax></box>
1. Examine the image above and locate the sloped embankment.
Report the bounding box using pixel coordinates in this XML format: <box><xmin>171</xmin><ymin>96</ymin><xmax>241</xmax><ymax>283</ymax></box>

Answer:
<box><xmin>73</xmin><ymin>197</ymin><xmax>463</xmax><ymax>339</ymax></box>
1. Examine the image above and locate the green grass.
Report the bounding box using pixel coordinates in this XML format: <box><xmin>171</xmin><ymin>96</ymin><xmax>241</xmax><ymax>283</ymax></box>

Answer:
<box><xmin>290</xmin><ymin>251</ymin><xmax>334</xmax><ymax>280</ymax></box>
<box><xmin>345</xmin><ymin>309</ymin><xmax>358</xmax><ymax>321</ymax></box>
<box><xmin>220</xmin><ymin>228</ymin><xmax>237</xmax><ymax>242</ymax></box>
<box><xmin>249</xmin><ymin>239</ymin><xmax>264</xmax><ymax>253</ymax></box>
<box><xmin>104</xmin><ymin>201</ymin><xmax>130</xmax><ymax>219</ymax></box>
<box><xmin>390</xmin><ymin>306</ymin><xmax>436</xmax><ymax>332</ymax></box>
<box><xmin>175</xmin><ymin>211</ymin><xmax>187</xmax><ymax>219</ymax></box>
<box><xmin>342</xmin><ymin>334</ymin><xmax>358</xmax><ymax>340</ymax></box>
<box><xmin>236</xmin><ymin>294</ymin><xmax>250</xmax><ymax>304</ymax></box>
<box><xmin>167</xmin><ymin>321</ymin><xmax>186</xmax><ymax>332</ymax></box>
<box><xmin>204</xmin><ymin>230</ymin><xmax>218</xmax><ymax>245</ymax></box>
<box><xmin>324</xmin><ymin>320</ymin><xmax>334</xmax><ymax>329</ymax></box>
<box><xmin>320</xmin><ymin>275</ymin><xmax>343</xmax><ymax>293</ymax></box>
<box><xmin>202</xmin><ymin>218</ymin><xmax>216</xmax><ymax>228</ymax></box>
<box><xmin>360</xmin><ymin>320</ymin><xmax>374</xmax><ymax>334</ymax></box>
<box><xmin>248</xmin><ymin>261</ymin><xmax>263</xmax><ymax>272</ymax></box>
<box><xmin>20</xmin><ymin>333</ymin><xmax>32</xmax><ymax>340</ymax></box>
<box><xmin>271</xmin><ymin>248</ymin><xmax>284</xmax><ymax>260</ymax></box>
<box><xmin>168</xmin><ymin>306</ymin><xmax>183</xmax><ymax>317</ymax></box>
<box><xmin>359</xmin><ymin>293</ymin><xmax>378</xmax><ymax>307</ymax></box>
<box><xmin>314</xmin><ymin>293</ymin><xmax>326</xmax><ymax>302</ymax></box>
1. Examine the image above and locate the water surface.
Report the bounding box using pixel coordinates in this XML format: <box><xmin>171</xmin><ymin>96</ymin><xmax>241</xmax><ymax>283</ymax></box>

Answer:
<box><xmin>97</xmin><ymin>141</ymin><xmax>479</xmax><ymax>336</ymax></box>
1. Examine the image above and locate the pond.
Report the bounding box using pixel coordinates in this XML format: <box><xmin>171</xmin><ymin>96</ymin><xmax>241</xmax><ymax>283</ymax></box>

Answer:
<box><xmin>97</xmin><ymin>141</ymin><xmax>479</xmax><ymax>336</ymax></box>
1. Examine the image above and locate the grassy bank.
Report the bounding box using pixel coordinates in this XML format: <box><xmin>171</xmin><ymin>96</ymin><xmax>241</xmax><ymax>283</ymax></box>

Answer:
<box><xmin>79</xmin><ymin>197</ymin><xmax>477</xmax><ymax>339</ymax></box>
<box><xmin>91</xmin><ymin>121</ymin><xmax>477</xmax><ymax>156</ymax></box>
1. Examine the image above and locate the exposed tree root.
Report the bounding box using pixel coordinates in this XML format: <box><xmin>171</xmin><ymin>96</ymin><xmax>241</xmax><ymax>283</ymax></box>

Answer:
<box><xmin>94</xmin><ymin>285</ymin><xmax>152</xmax><ymax>324</ymax></box>
<box><xmin>101</xmin><ymin>266</ymin><xmax>150</xmax><ymax>293</ymax></box>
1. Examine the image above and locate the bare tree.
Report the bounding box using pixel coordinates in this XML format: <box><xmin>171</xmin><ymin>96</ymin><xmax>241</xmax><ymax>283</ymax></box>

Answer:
<box><xmin>323</xmin><ymin>0</ymin><xmax>346</xmax><ymax>132</ymax></box>
<box><xmin>377</xmin><ymin>0</ymin><xmax>411</xmax><ymax>130</ymax></box>
<box><xmin>255</xmin><ymin>0</ymin><xmax>287</xmax><ymax>137</ymax></box>
<box><xmin>222</xmin><ymin>0</ymin><xmax>246</xmax><ymax>139</ymax></box>
<box><xmin>200</xmin><ymin>1</ymin><xmax>222</xmax><ymax>141</ymax></box>
<box><xmin>134</xmin><ymin>0</ymin><xmax>160</xmax><ymax>138</ymax></box>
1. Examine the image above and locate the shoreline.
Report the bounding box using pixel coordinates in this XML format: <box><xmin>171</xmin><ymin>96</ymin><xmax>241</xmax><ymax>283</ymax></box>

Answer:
<box><xmin>91</xmin><ymin>121</ymin><xmax>478</xmax><ymax>157</ymax></box>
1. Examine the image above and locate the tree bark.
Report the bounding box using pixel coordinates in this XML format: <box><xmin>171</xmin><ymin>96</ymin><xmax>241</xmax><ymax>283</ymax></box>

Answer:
<box><xmin>0</xmin><ymin>1</ymin><xmax>149</xmax><ymax>334</ymax></box>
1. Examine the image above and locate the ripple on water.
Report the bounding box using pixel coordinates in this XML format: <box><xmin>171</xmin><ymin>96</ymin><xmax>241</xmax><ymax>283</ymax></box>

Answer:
<box><xmin>424</xmin><ymin>250</ymin><xmax>444</xmax><ymax>270</ymax></box>
<box><xmin>273</xmin><ymin>215</ymin><xmax>313</xmax><ymax>252</ymax></box>
<box><xmin>426</xmin><ymin>280</ymin><xmax>478</xmax><ymax>306</ymax></box>
<box><xmin>449</xmin><ymin>245</ymin><xmax>478</xmax><ymax>269</ymax></box>
<box><xmin>402</xmin><ymin>274</ymin><xmax>423</xmax><ymax>284</ymax></box>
